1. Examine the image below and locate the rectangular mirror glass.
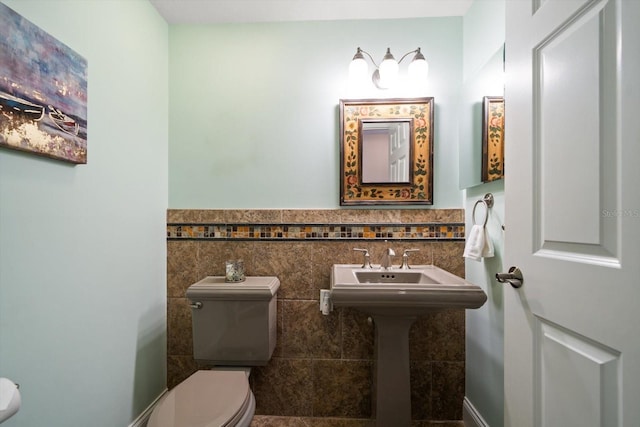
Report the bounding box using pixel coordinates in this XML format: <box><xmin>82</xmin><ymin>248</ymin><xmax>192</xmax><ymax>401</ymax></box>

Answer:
<box><xmin>361</xmin><ymin>119</ymin><xmax>412</xmax><ymax>184</ymax></box>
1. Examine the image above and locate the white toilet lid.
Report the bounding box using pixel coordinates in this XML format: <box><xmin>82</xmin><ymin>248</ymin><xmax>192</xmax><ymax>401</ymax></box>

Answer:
<box><xmin>149</xmin><ymin>370</ymin><xmax>252</xmax><ymax>427</ymax></box>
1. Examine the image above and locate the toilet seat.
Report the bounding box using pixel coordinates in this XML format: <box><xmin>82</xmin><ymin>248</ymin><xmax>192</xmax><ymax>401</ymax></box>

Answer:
<box><xmin>148</xmin><ymin>370</ymin><xmax>255</xmax><ymax>427</ymax></box>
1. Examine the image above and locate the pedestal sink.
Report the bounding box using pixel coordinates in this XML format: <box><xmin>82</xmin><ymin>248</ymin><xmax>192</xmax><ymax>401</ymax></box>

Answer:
<box><xmin>329</xmin><ymin>264</ymin><xmax>487</xmax><ymax>427</ymax></box>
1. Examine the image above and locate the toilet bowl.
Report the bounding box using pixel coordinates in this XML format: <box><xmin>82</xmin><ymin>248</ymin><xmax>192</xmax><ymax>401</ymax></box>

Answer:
<box><xmin>148</xmin><ymin>370</ymin><xmax>255</xmax><ymax>427</ymax></box>
<box><xmin>149</xmin><ymin>276</ymin><xmax>279</xmax><ymax>427</ymax></box>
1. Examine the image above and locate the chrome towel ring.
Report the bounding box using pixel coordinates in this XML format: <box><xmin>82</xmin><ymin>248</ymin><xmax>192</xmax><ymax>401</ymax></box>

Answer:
<box><xmin>472</xmin><ymin>193</ymin><xmax>494</xmax><ymax>227</ymax></box>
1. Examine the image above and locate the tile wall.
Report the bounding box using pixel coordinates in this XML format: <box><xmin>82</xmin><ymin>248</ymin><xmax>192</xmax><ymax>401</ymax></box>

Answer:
<box><xmin>167</xmin><ymin>209</ymin><xmax>466</xmax><ymax>422</ymax></box>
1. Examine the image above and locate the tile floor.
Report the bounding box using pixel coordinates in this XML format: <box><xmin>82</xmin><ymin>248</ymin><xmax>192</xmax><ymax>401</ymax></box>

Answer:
<box><xmin>250</xmin><ymin>416</ymin><xmax>465</xmax><ymax>427</ymax></box>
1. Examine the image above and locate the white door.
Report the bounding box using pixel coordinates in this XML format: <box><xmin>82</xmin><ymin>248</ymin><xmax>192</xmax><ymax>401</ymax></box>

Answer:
<box><xmin>388</xmin><ymin>123</ymin><xmax>409</xmax><ymax>182</ymax></box>
<box><xmin>504</xmin><ymin>0</ymin><xmax>640</xmax><ymax>426</ymax></box>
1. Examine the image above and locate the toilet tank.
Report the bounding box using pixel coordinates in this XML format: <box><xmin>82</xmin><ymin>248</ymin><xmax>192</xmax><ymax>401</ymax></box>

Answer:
<box><xmin>186</xmin><ymin>276</ymin><xmax>280</xmax><ymax>366</ymax></box>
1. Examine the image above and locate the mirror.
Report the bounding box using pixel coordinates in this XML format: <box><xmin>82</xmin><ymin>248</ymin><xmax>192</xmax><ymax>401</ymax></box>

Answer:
<box><xmin>339</xmin><ymin>98</ymin><xmax>434</xmax><ymax>205</ymax></box>
<box><xmin>458</xmin><ymin>45</ymin><xmax>505</xmax><ymax>189</ymax></box>
<box><xmin>361</xmin><ymin>120</ymin><xmax>411</xmax><ymax>184</ymax></box>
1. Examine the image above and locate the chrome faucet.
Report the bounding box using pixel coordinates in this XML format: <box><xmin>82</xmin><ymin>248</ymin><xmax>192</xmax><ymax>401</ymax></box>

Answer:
<box><xmin>399</xmin><ymin>249</ymin><xmax>420</xmax><ymax>269</ymax></box>
<box><xmin>380</xmin><ymin>248</ymin><xmax>395</xmax><ymax>270</ymax></box>
<box><xmin>353</xmin><ymin>248</ymin><xmax>373</xmax><ymax>269</ymax></box>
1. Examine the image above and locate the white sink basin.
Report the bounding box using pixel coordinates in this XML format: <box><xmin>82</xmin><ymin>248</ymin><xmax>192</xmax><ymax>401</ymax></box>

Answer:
<box><xmin>330</xmin><ymin>264</ymin><xmax>487</xmax><ymax>316</ymax></box>
<box><xmin>355</xmin><ymin>271</ymin><xmax>437</xmax><ymax>284</ymax></box>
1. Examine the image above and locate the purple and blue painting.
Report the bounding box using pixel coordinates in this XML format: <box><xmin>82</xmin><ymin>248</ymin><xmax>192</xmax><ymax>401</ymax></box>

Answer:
<box><xmin>0</xmin><ymin>3</ymin><xmax>87</xmax><ymax>164</ymax></box>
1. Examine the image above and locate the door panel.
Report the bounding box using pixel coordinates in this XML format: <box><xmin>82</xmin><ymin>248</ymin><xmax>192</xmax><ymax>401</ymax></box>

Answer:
<box><xmin>537</xmin><ymin>4</ymin><xmax>602</xmax><ymax>246</ymax></box>
<box><xmin>534</xmin><ymin>0</ymin><xmax>620</xmax><ymax>263</ymax></box>
<box><xmin>388</xmin><ymin>123</ymin><xmax>409</xmax><ymax>182</ymax></box>
<box><xmin>504</xmin><ymin>0</ymin><xmax>640</xmax><ymax>426</ymax></box>
<box><xmin>535</xmin><ymin>318</ymin><xmax>621</xmax><ymax>427</ymax></box>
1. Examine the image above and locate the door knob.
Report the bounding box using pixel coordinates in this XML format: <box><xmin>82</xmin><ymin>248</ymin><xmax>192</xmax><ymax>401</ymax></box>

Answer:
<box><xmin>496</xmin><ymin>266</ymin><xmax>524</xmax><ymax>288</ymax></box>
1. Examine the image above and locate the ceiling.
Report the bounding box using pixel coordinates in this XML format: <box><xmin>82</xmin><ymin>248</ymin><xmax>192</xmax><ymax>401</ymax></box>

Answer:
<box><xmin>149</xmin><ymin>0</ymin><xmax>474</xmax><ymax>24</ymax></box>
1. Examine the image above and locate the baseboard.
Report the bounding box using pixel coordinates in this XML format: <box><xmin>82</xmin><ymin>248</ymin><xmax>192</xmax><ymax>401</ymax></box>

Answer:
<box><xmin>128</xmin><ymin>389</ymin><xmax>167</xmax><ymax>427</ymax></box>
<box><xmin>463</xmin><ymin>396</ymin><xmax>490</xmax><ymax>427</ymax></box>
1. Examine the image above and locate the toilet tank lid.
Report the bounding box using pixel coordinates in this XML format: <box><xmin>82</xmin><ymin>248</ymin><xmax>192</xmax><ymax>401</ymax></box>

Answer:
<box><xmin>186</xmin><ymin>276</ymin><xmax>280</xmax><ymax>300</ymax></box>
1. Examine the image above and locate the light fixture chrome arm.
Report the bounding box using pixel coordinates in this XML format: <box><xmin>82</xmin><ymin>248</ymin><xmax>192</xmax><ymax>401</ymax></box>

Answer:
<box><xmin>397</xmin><ymin>47</ymin><xmax>423</xmax><ymax>64</ymax></box>
<box><xmin>353</xmin><ymin>47</ymin><xmax>380</xmax><ymax>68</ymax></box>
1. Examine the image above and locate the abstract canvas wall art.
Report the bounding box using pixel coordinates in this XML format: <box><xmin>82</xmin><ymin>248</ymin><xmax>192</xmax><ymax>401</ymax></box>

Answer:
<box><xmin>0</xmin><ymin>3</ymin><xmax>87</xmax><ymax>164</ymax></box>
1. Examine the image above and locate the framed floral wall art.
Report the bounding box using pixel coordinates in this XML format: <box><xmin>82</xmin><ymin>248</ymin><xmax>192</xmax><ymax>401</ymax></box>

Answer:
<box><xmin>481</xmin><ymin>96</ymin><xmax>504</xmax><ymax>182</ymax></box>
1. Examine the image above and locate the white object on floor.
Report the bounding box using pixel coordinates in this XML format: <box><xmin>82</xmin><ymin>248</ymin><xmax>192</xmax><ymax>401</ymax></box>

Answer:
<box><xmin>0</xmin><ymin>377</ymin><xmax>21</xmax><ymax>424</ymax></box>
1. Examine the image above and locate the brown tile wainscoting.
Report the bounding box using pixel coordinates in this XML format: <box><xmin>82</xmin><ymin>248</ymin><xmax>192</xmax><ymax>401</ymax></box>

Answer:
<box><xmin>167</xmin><ymin>209</ymin><xmax>467</xmax><ymax>423</ymax></box>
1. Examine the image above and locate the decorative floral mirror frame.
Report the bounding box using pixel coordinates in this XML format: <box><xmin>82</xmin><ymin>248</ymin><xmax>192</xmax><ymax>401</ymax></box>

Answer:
<box><xmin>481</xmin><ymin>96</ymin><xmax>505</xmax><ymax>182</ymax></box>
<box><xmin>339</xmin><ymin>98</ymin><xmax>434</xmax><ymax>205</ymax></box>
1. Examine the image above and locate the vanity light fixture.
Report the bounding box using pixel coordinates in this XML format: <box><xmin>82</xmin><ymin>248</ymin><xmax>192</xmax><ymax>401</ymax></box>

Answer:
<box><xmin>349</xmin><ymin>47</ymin><xmax>429</xmax><ymax>89</ymax></box>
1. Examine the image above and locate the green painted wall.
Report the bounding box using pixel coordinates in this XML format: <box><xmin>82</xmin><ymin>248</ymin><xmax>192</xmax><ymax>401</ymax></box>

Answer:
<box><xmin>0</xmin><ymin>1</ymin><xmax>168</xmax><ymax>425</ymax></box>
<box><xmin>169</xmin><ymin>18</ymin><xmax>464</xmax><ymax>208</ymax></box>
<box><xmin>462</xmin><ymin>1</ymin><xmax>505</xmax><ymax>426</ymax></box>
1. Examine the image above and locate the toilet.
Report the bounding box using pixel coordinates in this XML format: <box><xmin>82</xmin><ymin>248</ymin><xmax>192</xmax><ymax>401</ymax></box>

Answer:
<box><xmin>148</xmin><ymin>276</ymin><xmax>280</xmax><ymax>427</ymax></box>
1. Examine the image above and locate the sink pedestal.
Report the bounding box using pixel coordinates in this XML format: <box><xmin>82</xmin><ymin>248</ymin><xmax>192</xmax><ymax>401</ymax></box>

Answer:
<box><xmin>330</xmin><ymin>264</ymin><xmax>488</xmax><ymax>427</ymax></box>
<box><xmin>373</xmin><ymin>314</ymin><xmax>417</xmax><ymax>427</ymax></box>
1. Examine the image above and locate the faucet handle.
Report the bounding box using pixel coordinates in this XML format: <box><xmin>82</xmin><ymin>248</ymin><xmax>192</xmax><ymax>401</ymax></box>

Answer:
<box><xmin>353</xmin><ymin>248</ymin><xmax>373</xmax><ymax>269</ymax></box>
<box><xmin>400</xmin><ymin>249</ymin><xmax>420</xmax><ymax>269</ymax></box>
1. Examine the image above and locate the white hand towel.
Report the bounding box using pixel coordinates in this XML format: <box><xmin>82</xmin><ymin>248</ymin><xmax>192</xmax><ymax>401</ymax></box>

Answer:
<box><xmin>481</xmin><ymin>226</ymin><xmax>494</xmax><ymax>258</ymax></box>
<box><xmin>463</xmin><ymin>224</ymin><xmax>494</xmax><ymax>261</ymax></box>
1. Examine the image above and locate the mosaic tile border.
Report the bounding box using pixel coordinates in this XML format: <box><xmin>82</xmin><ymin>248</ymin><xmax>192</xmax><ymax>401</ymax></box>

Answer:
<box><xmin>167</xmin><ymin>223</ymin><xmax>465</xmax><ymax>241</ymax></box>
